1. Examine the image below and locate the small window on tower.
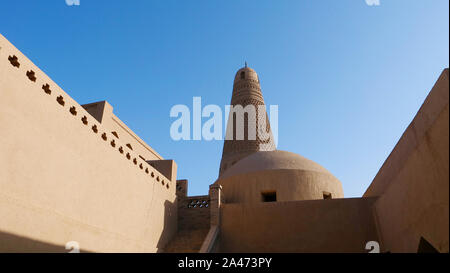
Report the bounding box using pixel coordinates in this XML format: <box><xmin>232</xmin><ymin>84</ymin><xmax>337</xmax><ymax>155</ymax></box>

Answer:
<box><xmin>240</xmin><ymin>71</ymin><xmax>245</xmax><ymax>79</ymax></box>
<box><xmin>261</xmin><ymin>191</ymin><xmax>277</xmax><ymax>202</ymax></box>
<box><xmin>323</xmin><ymin>191</ymin><xmax>332</xmax><ymax>200</ymax></box>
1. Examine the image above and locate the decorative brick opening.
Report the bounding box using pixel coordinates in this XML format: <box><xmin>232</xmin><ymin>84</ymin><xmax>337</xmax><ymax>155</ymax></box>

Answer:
<box><xmin>101</xmin><ymin>133</ymin><xmax>107</xmax><ymax>141</ymax></box>
<box><xmin>8</xmin><ymin>55</ymin><xmax>20</xmax><ymax>68</ymax></box>
<box><xmin>69</xmin><ymin>106</ymin><xmax>77</xmax><ymax>116</ymax></box>
<box><xmin>139</xmin><ymin>163</ymin><xmax>143</xmax><ymax>169</ymax></box>
<box><xmin>188</xmin><ymin>199</ymin><xmax>209</xmax><ymax>208</ymax></box>
<box><xmin>240</xmin><ymin>71</ymin><xmax>245</xmax><ymax>79</ymax></box>
<box><xmin>261</xmin><ymin>191</ymin><xmax>276</xmax><ymax>202</ymax></box>
<box><xmin>126</xmin><ymin>143</ymin><xmax>133</xmax><ymax>150</ymax></box>
<box><xmin>119</xmin><ymin>147</ymin><xmax>124</xmax><ymax>154</ymax></box>
<box><xmin>111</xmin><ymin>131</ymin><xmax>119</xmax><ymax>138</ymax></box>
<box><xmin>126</xmin><ymin>153</ymin><xmax>131</xmax><ymax>160</ymax></box>
<box><xmin>133</xmin><ymin>158</ymin><xmax>137</xmax><ymax>165</ymax></box>
<box><xmin>26</xmin><ymin>70</ymin><xmax>36</xmax><ymax>82</ymax></box>
<box><xmin>81</xmin><ymin>116</ymin><xmax>88</xmax><ymax>125</ymax></box>
<box><xmin>42</xmin><ymin>84</ymin><xmax>51</xmax><ymax>94</ymax></box>
<box><xmin>145</xmin><ymin>168</ymin><xmax>149</xmax><ymax>174</ymax></box>
<box><xmin>323</xmin><ymin>191</ymin><xmax>332</xmax><ymax>200</ymax></box>
<box><xmin>110</xmin><ymin>140</ymin><xmax>116</xmax><ymax>147</ymax></box>
<box><xmin>56</xmin><ymin>96</ymin><xmax>65</xmax><ymax>106</ymax></box>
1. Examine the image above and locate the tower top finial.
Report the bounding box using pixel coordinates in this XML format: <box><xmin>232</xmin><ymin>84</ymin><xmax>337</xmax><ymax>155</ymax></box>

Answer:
<box><xmin>245</xmin><ymin>61</ymin><xmax>247</xmax><ymax>68</ymax></box>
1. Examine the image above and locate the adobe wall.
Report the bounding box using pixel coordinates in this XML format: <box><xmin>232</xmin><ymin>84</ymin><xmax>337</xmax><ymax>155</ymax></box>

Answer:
<box><xmin>176</xmin><ymin>180</ymin><xmax>210</xmax><ymax>231</ymax></box>
<box><xmin>0</xmin><ymin>34</ymin><xmax>177</xmax><ymax>252</ymax></box>
<box><xmin>365</xmin><ymin>69</ymin><xmax>449</xmax><ymax>252</ymax></box>
<box><xmin>219</xmin><ymin>197</ymin><xmax>379</xmax><ymax>253</ymax></box>
<box><xmin>177</xmin><ymin>196</ymin><xmax>211</xmax><ymax>231</ymax></box>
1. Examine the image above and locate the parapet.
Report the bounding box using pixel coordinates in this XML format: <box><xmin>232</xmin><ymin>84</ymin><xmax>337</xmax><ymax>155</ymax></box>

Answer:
<box><xmin>82</xmin><ymin>101</ymin><xmax>113</xmax><ymax>124</ymax></box>
<box><xmin>81</xmin><ymin>100</ymin><xmax>164</xmax><ymax>162</ymax></box>
<box><xmin>147</xmin><ymin>159</ymin><xmax>177</xmax><ymax>182</ymax></box>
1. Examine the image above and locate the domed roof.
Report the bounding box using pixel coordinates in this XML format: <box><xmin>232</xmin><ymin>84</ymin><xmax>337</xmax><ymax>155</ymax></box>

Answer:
<box><xmin>234</xmin><ymin>66</ymin><xmax>259</xmax><ymax>82</ymax></box>
<box><xmin>236</xmin><ymin>66</ymin><xmax>256</xmax><ymax>73</ymax></box>
<box><xmin>220</xmin><ymin>150</ymin><xmax>334</xmax><ymax>180</ymax></box>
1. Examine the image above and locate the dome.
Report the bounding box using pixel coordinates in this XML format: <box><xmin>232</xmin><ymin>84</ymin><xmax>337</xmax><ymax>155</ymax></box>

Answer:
<box><xmin>221</xmin><ymin>150</ymin><xmax>332</xmax><ymax>179</ymax></box>
<box><xmin>216</xmin><ymin>150</ymin><xmax>344</xmax><ymax>203</ymax></box>
<box><xmin>236</xmin><ymin>66</ymin><xmax>256</xmax><ymax>74</ymax></box>
<box><xmin>233</xmin><ymin>66</ymin><xmax>259</xmax><ymax>82</ymax></box>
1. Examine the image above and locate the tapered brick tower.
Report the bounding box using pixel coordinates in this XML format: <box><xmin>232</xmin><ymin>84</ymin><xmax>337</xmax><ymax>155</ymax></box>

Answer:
<box><xmin>218</xmin><ymin>65</ymin><xmax>276</xmax><ymax>176</ymax></box>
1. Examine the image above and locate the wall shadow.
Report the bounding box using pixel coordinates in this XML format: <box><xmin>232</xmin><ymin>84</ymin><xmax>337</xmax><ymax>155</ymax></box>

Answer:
<box><xmin>0</xmin><ymin>199</ymin><xmax>177</xmax><ymax>253</ymax></box>
<box><xmin>155</xmin><ymin>199</ymin><xmax>178</xmax><ymax>253</ymax></box>
<box><xmin>0</xmin><ymin>231</ymin><xmax>90</xmax><ymax>253</ymax></box>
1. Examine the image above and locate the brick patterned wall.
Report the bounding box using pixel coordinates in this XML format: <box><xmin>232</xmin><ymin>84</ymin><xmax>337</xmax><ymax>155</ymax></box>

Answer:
<box><xmin>164</xmin><ymin>181</ymin><xmax>212</xmax><ymax>252</ymax></box>
<box><xmin>178</xmin><ymin>196</ymin><xmax>211</xmax><ymax>230</ymax></box>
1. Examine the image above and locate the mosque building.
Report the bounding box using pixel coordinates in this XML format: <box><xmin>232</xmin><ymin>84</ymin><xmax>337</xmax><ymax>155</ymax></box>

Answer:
<box><xmin>0</xmin><ymin>34</ymin><xmax>448</xmax><ymax>253</ymax></box>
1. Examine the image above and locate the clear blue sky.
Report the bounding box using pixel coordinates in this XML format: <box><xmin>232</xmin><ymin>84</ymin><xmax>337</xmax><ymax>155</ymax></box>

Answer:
<box><xmin>1</xmin><ymin>0</ymin><xmax>448</xmax><ymax>197</ymax></box>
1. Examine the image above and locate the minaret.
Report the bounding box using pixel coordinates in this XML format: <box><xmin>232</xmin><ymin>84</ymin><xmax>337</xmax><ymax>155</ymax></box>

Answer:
<box><xmin>219</xmin><ymin>65</ymin><xmax>276</xmax><ymax>176</ymax></box>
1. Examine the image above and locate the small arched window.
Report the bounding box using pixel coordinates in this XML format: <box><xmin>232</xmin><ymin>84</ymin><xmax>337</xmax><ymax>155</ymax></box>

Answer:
<box><xmin>240</xmin><ymin>71</ymin><xmax>245</xmax><ymax>79</ymax></box>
